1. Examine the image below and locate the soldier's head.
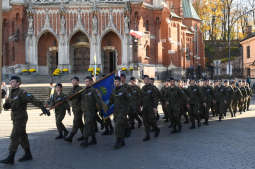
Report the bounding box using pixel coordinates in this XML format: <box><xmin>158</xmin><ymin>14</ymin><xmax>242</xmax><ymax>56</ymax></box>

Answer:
<box><xmin>150</xmin><ymin>78</ymin><xmax>155</xmax><ymax>85</ymax></box>
<box><xmin>55</xmin><ymin>83</ymin><xmax>63</xmax><ymax>93</ymax></box>
<box><xmin>224</xmin><ymin>80</ymin><xmax>229</xmax><ymax>86</ymax></box>
<box><xmin>84</xmin><ymin>76</ymin><xmax>93</xmax><ymax>87</ymax></box>
<box><xmin>189</xmin><ymin>79</ymin><xmax>195</xmax><ymax>86</ymax></box>
<box><xmin>71</xmin><ymin>76</ymin><xmax>80</xmax><ymax>86</ymax></box>
<box><xmin>143</xmin><ymin>75</ymin><xmax>150</xmax><ymax>85</ymax></box>
<box><xmin>130</xmin><ymin>77</ymin><xmax>136</xmax><ymax>85</ymax></box>
<box><xmin>169</xmin><ymin>78</ymin><xmax>175</xmax><ymax>86</ymax></box>
<box><xmin>230</xmin><ymin>81</ymin><xmax>235</xmax><ymax>87</ymax></box>
<box><xmin>242</xmin><ymin>80</ymin><xmax>246</xmax><ymax>86</ymax></box>
<box><xmin>9</xmin><ymin>75</ymin><xmax>21</xmax><ymax>89</ymax></box>
<box><xmin>204</xmin><ymin>79</ymin><xmax>209</xmax><ymax>86</ymax></box>
<box><xmin>120</xmin><ymin>74</ymin><xmax>126</xmax><ymax>84</ymax></box>
<box><xmin>114</xmin><ymin>76</ymin><xmax>121</xmax><ymax>87</ymax></box>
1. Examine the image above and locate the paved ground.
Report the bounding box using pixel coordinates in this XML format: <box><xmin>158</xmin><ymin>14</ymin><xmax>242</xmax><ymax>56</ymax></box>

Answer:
<box><xmin>1</xmin><ymin>103</ymin><xmax>255</xmax><ymax>169</ymax></box>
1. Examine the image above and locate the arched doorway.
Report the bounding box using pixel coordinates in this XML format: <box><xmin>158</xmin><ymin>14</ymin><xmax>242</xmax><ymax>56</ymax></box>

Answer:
<box><xmin>69</xmin><ymin>31</ymin><xmax>90</xmax><ymax>73</ymax></box>
<box><xmin>101</xmin><ymin>31</ymin><xmax>122</xmax><ymax>74</ymax></box>
<box><xmin>38</xmin><ymin>32</ymin><xmax>58</xmax><ymax>75</ymax></box>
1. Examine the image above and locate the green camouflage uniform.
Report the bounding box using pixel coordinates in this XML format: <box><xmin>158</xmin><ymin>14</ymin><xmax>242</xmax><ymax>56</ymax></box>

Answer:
<box><xmin>4</xmin><ymin>88</ymin><xmax>46</xmax><ymax>152</ymax></box>
<box><xmin>214</xmin><ymin>85</ymin><xmax>228</xmax><ymax>121</ymax></box>
<box><xmin>69</xmin><ymin>85</ymin><xmax>84</xmax><ymax>135</ymax></box>
<box><xmin>110</xmin><ymin>86</ymin><xmax>129</xmax><ymax>139</ymax></box>
<box><xmin>141</xmin><ymin>84</ymin><xmax>160</xmax><ymax>138</ymax></box>
<box><xmin>232</xmin><ymin>86</ymin><xmax>243</xmax><ymax>116</ymax></box>
<box><xmin>245</xmin><ymin>86</ymin><xmax>252</xmax><ymax>111</ymax></box>
<box><xmin>81</xmin><ymin>87</ymin><xmax>103</xmax><ymax>139</ymax></box>
<box><xmin>201</xmin><ymin>85</ymin><xmax>214</xmax><ymax>124</ymax></box>
<box><xmin>129</xmin><ymin>84</ymin><xmax>142</xmax><ymax>128</ymax></box>
<box><xmin>239</xmin><ymin>86</ymin><xmax>247</xmax><ymax>113</ymax></box>
<box><xmin>51</xmin><ymin>92</ymin><xmax>70</xmax><ymax>136</ymax></box>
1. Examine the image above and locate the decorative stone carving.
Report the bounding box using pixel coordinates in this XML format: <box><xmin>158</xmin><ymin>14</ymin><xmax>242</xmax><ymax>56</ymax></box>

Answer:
<box><xmin>43</xmin><ymin>9</ymin><xmax>51</xmax><ymax>30</ymax></box>
<box><xmin>124</xmin><ymin>15</ymin><xmax>129</xmax><ymax>34</ymax></box>
<box><xmin>108</xmin><ymin>8</ymin><xmax>114</xmax><ymax>27</ymax></box>
<box><xmin>92</xmin><ymin>15</ymin><xmax>98</xmax><ymax>35</ymax></box>
<box><xmin>60</xmin><ymin>15</ymin><xmax>66</xmax><ymax>35</ymax></box>
<box><xmin>28</xmin><ymin>16</ymin><xmax>34</xmax><ymax>35</ymax></box>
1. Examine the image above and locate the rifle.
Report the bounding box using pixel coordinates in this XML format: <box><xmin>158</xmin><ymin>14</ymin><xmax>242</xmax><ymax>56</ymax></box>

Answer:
<box><xmin>40</xmin><ymin>71</ymin><xmax>116</xmax><ymax>116</ymax></box>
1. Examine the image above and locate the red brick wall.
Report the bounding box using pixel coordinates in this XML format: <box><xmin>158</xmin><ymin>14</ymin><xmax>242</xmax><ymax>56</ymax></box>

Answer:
<box><xmin>2</xmin><ymin>5</ymin><xmax>27</xmax><ymax>66</ymax></box>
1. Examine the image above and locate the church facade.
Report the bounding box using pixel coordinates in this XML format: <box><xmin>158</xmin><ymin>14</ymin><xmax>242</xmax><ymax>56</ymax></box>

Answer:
<box><xmin>2</xmin><ymin>0</ymin><xmax>204</xmax><ymax>79</ymax></box>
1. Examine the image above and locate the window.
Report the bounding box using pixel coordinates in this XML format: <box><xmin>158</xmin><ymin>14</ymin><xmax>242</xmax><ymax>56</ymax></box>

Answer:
<box><xmin>247</xmin><ymin>46</ymin><xmax>250</xmax><ymax>58</ymax></box>
<box><xmin>145</xmin><ymin>20</ymin><xmax>149</xmax><ymax>31</ymax></box>
<box><xmin>247</xmin><ymin>68</ymin><xmax>251</xmax><ymax>76</ymax></box>
<box><xmin>146</xmin><ymin>46</ymin><xmax>150</xmax><ymax>57</ymax></box>
<box><xmin>12</xmin><ymin>46</ymin><xmax>15</xmax><ymax>62</ymax></box>
<box><xmin>186</xmin><ymin>48</ymin><xmax>190</xmax><ymax>60</ymax></box>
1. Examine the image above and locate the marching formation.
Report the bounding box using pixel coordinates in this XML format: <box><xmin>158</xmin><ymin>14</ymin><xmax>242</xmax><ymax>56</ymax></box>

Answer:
<box><xmin>0</xmin><ymin>74</ymin><xmax>253</xmax><ymax>165</ymax></box>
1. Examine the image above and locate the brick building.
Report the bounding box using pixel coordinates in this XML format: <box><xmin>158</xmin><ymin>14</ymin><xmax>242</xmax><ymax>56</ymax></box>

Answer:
<box><xmin>2</xmin><ymin>0</ymin><xmax>204</xmax><ymax>79</ymax></box>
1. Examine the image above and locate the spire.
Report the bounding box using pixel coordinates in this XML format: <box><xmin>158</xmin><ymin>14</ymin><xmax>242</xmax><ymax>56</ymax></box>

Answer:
<box><xmin>182</xmin><ymin>0</ymin><xmax>201</xmax><ymax>20</ymax></box>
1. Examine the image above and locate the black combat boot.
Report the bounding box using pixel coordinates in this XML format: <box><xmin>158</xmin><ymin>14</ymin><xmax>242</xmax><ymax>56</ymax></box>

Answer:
<box><xmin>0</xmin><ymin>151</ymin><xmax>16</xmax><ymax>165</ymax></box>
<box><xmin>88</xmin><ymin>135</ymin><xmax>97</xmax><ymax>145</ymax></box>
<box><xmin>190</xmin><ymin>121</ymin><xmax>195</xmax><ymax>129</ymax></box>
<box><xmin>154</xmin><ymin>127</ymin><xmax>160</xmax><ymax>137</ymax></box>
<box><xmin>18</xmin><ymin>148</ymin><xmax>33</xmax><ymax>162</ymax></box>
<box><xmin>55</xmin><ymin>131</ymin><xmax>63</xmax><ymax>139</ymax></box>
<box><xmin>80</xmin><ymin>138</ymin><xmax>89</xmax><ymax>148</ymax></box>
<box><xmin>203</xmin><ymin>119</ymin><xmax>209</xmax><ymax>126</ymax></box>
<box><xmin>142</xmin><ymin>132</ymin><xmax>150</xmax><ymax>142</ymax></box>
<box><xmin>64</xmin><ymin>133</ymin><xmax>75</xmax><ymax>143</ymax></box>
<box><xmin>63</xmin><ymin>130</ymin><xmax>69</xmax><ymax>137</ymax></box>
<box><xmin>114</xmin><ymin>138</ymin><xmax>122</xmax><ymax>149</ymax></box>
<box><xmin>77</xmin><ymin>136</ymin><xmax>84</xmax><ymax>141</ymax></box>
<box><xmin>125</xmin><ymin>128</ymin><xmax>131</xmax><ymax>138</ymax></box>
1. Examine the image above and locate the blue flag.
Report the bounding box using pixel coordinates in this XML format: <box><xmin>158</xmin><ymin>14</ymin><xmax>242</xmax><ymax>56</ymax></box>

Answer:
<box><xmin>94</xmin><ymin>74</ymin><xmax>115</xmax><ymax>117</ymax></box>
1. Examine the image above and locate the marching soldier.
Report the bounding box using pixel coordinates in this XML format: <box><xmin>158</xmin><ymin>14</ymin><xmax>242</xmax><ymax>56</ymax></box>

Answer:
<box><xmin>224</xmin><ymin>80</ymin><xmax>234</xmax><ymax>117</ymax></box>
<box><xmin>129</xmin><ymin>77</ymin><xmax>143</xmax><ymax>129</ymax></box>
<box><xmin>165</xmin><ymin>78</ymin><xmax>185</xmax><ymax>133</ymax></box>
<box><xmin>109</xmin><ymin>76</ymin><xmax>130</xmax><ymax>149</ymax></box>
<box><xmin>177</xmin><ymin>80</ymin><xmax>189</xmax><ymax>124</ymax></box>
<box><xmin>65</xmin><ymin>77</ymin><xmax>84</xmax><ymax>143</ymax></box>
<box><xmin>150</xmin><ymin>78</ymin><xmax>161</xmax><ymax>120</ymax></box>
<box><xmin>160</xmin><ymin>80</ymin><xmax>169</xmax><ymax>122</ymax></box>
<box><xmin>141</xmin><ymin>75</ymin><xmax>160</xmax><ymax>141</ymax></box>
<box><xmin>0</xmin><ymin>76</ymin><xmax>50</xmax><ymax>164</ymax></box>
<box><xmin>80</xmin><ymin>76</ymin><xmax>104</xmax><ymax>148</ymax></box>
<box><xmin>245</xmin><ymin>82</ymin><xmax>253</xmax><ymax>111</ymax></box>
<box><xmin>50</xmin><ymin>83</ymin><xmax>71</xmax><ymax>139</ymax></box>
<box><xmin>230</xmin><ymin>81</ymin><xmax>242</xmax><ymax>117</ymax></box>
<box><xmin>214</xmin><ymin>81</ymin><xmax>228</xmax><ymax>121</ymax></box>
<box><xmin>201</xmin><ymin>79</ymin><xmax>214</xmax><ymax>125</ymax></box>
<box><xmin>239</xmin><ymin>81</ymin><xmax>247</xmax><ymax>114</ymax></box>
<box><xmin>186</xmin><ymin>79</ymin><xmax>203</xmax><ymax>129</ymax></box>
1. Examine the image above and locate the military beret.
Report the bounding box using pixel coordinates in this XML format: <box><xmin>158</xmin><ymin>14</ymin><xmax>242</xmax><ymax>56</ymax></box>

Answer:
<box><xmin>120</xmin><ymin>74</ymin><xmax>126</xmax><ymax>78</ymax></box>
<box><xmin>150</xmin><ymin>78</ymin><xmax>155</xmax><ymax>81</ymax></box>
<box><xmin>143</xmin><ymin>75</ymin><xmax>149</xmax><ymax>79</ymax></box>
<box><xmin>85</xmin><ymin>76</ymin><xmax>93</xmax><ymax>81</ymax></box>
<box><xmin>230</xmin><ymin>81</ymin><xmax>235</xmax><ymax>84</ymax></box>
<box><xmin>169</xmin><ymin>77</ymin><xmax>175</xmax><ymax>81</ymax></box>
<box><xmin>115</xmin><ymin>76</ymin><xmax>121</xmax><ymax>81</ymax></box>
<box><xmin>71</xmin><ymin>76</ymin><xmax>79</xmax><ymax>81</ymax></box>
<box><xmin>130</xmin><ymin>77</ymin><xmax>136</xmax><ymax>81</ymax></box>
<box><xmin>55</xmin><ymin>83</ymin><xmax>62</xmax><ymax>88</ymax></box>
<box><xmin>224</xmin><ymin>80</ymin><xmax>228</xmax><ymax>83</ymax></box>
<box><xmin>10</xmin><ymin>75</ymin><xmax>21</xmax><ymax>83</ymax></box>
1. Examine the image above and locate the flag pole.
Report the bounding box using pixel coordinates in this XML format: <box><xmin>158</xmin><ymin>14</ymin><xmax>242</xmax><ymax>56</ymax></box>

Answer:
<box><xmin>94</xmin><ymin>55</ymin><xmax>97</xmax><ymax>81</ymax></box>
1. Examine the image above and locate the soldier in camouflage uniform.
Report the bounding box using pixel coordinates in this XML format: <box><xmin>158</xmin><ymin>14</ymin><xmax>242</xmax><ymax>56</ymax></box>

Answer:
<box><xmin>200</xmin><ymin>79</ymin><xmax>214</xmax><ymax>125</ymax></box>
<box><xmin>120</xmin><ymin>74</ymin><xmax>132</xmax><ymax>137</ymax></box>
<box><xmin>230</xmin><ymin>81</ymin><xmax>243</xmax><ymax>117</ymax></box>
<box><xmin>0</xmin><ymin>76</ymin><xmax>50</xmax><ymax>165</ymax></box>
<box><xmin>214</xmin><ymin>81</ymin><xmax>228</xmax><ymax>121</ymax></box>
<box><xmin>50</xmin><ymin>83</ymin><xmax>71</xmax><ymax>139</ymax></box>
<box><xmin>212</xmin><ymin>80</ymin><xmax>220</xmax><ymax>117</ymax></box>
<box><xmin>165</xmin><ymin>78</ymin><xmax>185</xmax><ymax>133</ymax></box>
<box><xmin>186</xmin><ymin>79</ymin><xmax>203</xmax><ymax>129</ymax></box>
<box><xmin>80</xmin><ymin>76</ymin><xmax>104</xmax><ymax>148</ymax></box>
<box><xmin>150</xmin><ymin>78</ymin><xmax>161</xmax><ymax>120</ymax></box>
<box><xmin>224</xmin><ymin>80</ymin><xmax>234</xmax><ymax>117</ymax></box>
<box><xmin>65</xmin><ymin>77</ymin><xmax>84</xmax><ymax>143</ymax></box>
<box><xmin>160</xmin><ymin>80</ymin><xmax>169</xmax><ymax>122</ymax></box>
<box><xmin>245</xmin><ymin>82</ymin><xmax>252</xmax><ymax>111</ymax></box>
<box><xmin>109</xmin><ymin>76</ymin><xmax>130</xmax><ymax>149</ymax></box>
<box><xmin>239</xmin><ymin>81</ymin><xmax>247</xmax><ymax>114</ymax></box>
<box><xmin>141</xmin><ymin>75</ymin><xmax>160</xmax><ymax>141</ymax></box>
<box><xmin>177</xmin><ymin>80</ymin><xmax>189</xmax><ymax>124</ymax></box>
<box><xmin>129</xmin><ymin>77</ymin><xmax>142</xmax><ymax>129</ymax></box>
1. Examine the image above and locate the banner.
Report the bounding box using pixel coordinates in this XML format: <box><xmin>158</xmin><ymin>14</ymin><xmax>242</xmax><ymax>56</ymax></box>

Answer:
<box><xmin>93</xmin><ymin>73</ymin><xmax>115</xmax><ymax>117</ymax></box>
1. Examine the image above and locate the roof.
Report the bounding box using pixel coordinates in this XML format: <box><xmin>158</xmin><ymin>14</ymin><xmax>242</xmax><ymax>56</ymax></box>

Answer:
<box><xmin>182</xmin><ymin>0</ymin><xmax>201</xmax><ymax>21</ymax></box>
<box><xmin>170</xmin><ymin>11</ymin><xmax>182</xmax><ymax>19</ymax></box>
<box><xmin>240</xmin><ymin>33</ymin><xmax>255</xmax><ymax>43</ymax></box>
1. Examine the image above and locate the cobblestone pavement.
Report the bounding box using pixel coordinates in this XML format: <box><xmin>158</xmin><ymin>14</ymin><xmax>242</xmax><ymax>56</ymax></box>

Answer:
<box><xmin>1</xmin><ymin>103</ymin><xmax>255</xmax><ymax>169</ymax></box>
